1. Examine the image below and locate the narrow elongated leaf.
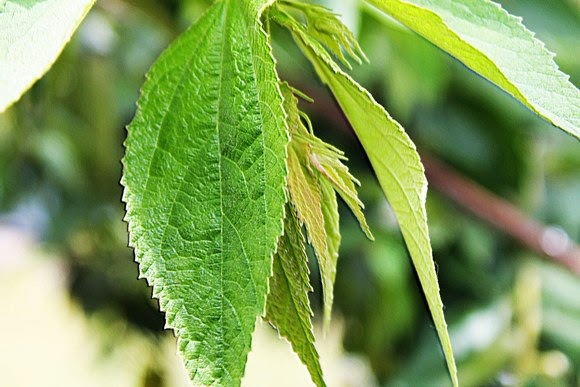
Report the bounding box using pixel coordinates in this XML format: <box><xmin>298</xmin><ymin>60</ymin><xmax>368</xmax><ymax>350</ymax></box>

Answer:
<box><xmin>366</xmin><ymin>0</ymin><xmax>580</xmax><ymax>139</ymax></box>
<box><xmin>306</xmin><ymin>48</ymin><xmax>458</xmax><ymax>387</ymax></box>
<box><xmin>282</xmin><ymin>82</ymin><xmax>369</xmax><ymax>330</ymax></box>
<box><xmin>284</xmin><ymin>102</ymin><xmax>333</xmax><ymax>328</ymax></box>
<box><xmin>310</xmin><ymin>53</ymin><xmax>457</xmax><ymax>387</ymax></box>
<box><xmin>319</xmin><ymin>178</ymin><xmax>341</xmax><ymax>305</ymax></box>
<box><xmin>122</xmin><ymin>1</ymin><xmax>288</xmax><ymax>385</ymax></box>
<box><xmin>0</xmin><ymin>0</ymin><xmax>95</xmax><ymax>112</ymax></box>
<box><xmin>274</xmin><ymin>11</ymin><xmax>458</xmax><ymax>385</ymax></box>
<box><xmin>309</xmin><ymin>140</ymin><xmax>373</xmax><ymax>240</ymax></box>
<box><xmin>266</xmin><ymin>204</ymin><xmax>325</xmax><ymax>387</ymax></box>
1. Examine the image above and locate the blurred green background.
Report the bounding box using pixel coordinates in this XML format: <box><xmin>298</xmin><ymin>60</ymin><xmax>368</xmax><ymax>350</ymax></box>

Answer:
<box><xmin>0</xmin><ymin>0</ymin><xmax>579</xmax><ymax>386</ymax></box>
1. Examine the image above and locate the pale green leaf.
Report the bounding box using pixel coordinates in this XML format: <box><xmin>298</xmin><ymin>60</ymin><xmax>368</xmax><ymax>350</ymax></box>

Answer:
<box><xmin>0</xmin><ymin>0</ymin><xmax>95</xmax><ymax>113</ymax></box>
<box><xmin>282</xmin><ymin>82</ymin><xmax>338</xmax><ymax>329</ymax></box>
<box><xmin>121</xmin><ymin>0</ymin><xmax>288</xmax><ymax>385</ymax></box>
<box><xmin>319</xmin><ymin>178</ymin><xmax>340</xmax><ymax>312</ymax></box>
<box><xmin>309</xmin><ymin>140</ymin><xmax>373</xmax><ymax>240</ymax></box>
<box><xmin>282</xmin><ymin>80</ymin><xmax>371</xmax><ymax>330</ymax></box>
<box><xmin>266</xmin><ymin>204</ymin><xmax>325</xmax><ymax>387</ymax></box>
<box><xmin>278</xmin><ymin>0</ymin><xmax>366</xmax><ymax>68</ymax></box>
<box><xmin>366</xmin><ymin>0</ymin><xmax>580</xmax><ymax>139</ymax></box>
<box><xmin>275</xmin><ymin>13</ymin><xmax>458</xmax><ymax>386</ymax></box>
<box><xmin>281</xmin><ymin>81</ymin><xmax>371</xmax><ymax>242</ymax></box>
<box><xmin>310</xmin><ymin>55</ymin><xmax>458</xmax><ymax>387</ymax></box>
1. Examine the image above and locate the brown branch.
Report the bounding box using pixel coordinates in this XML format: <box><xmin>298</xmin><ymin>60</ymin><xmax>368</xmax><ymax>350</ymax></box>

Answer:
<box><xmin>421</xmin><ymin>153</ymin><xmax>580</xmax><ymax>274</ymax></box>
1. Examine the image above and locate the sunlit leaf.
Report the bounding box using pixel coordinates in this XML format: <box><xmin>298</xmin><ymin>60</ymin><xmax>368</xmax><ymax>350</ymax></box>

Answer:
<box><xmin>273</xmin><ymin>9</ymin><xmax>459</xmax><ymax>387</ymax></box>
<box><xmin>0</xmin><ymin>0</ymin><xmax>95</xmax><ymax>112</ymax></box>
<box><xmin>121</xmin><ymin>1</ymin><xmax>288</xmax><ymax>385</ymax></box>
<box><xmin>366</xmin><ymin>0</ymin><xmax>580</xmax><ymax>139</ymax></box>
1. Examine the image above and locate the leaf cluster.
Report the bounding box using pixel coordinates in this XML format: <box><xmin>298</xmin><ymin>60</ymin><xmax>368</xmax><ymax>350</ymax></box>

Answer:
<box><xmin>1</xmin><ymin>0</ymin><xmax>579</xmax><ymax>386</ymax></box>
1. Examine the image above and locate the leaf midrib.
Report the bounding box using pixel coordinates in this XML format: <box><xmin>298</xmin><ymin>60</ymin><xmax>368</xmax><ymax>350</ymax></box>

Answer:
<box><xmin>216</xmin><ymin>2</ymin><xmax>228</xmax><ymax>381</ymax></box>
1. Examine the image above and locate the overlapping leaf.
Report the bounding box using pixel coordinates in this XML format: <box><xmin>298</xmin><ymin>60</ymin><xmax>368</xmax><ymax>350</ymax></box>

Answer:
<box><xmin>308</xmin><ymin>138</ymin><xmax>373</xmax><ymax>240</ymax></box>
<box><xmin>265</xmin><ymin>204</ymin><xmax>325</xmax><ymax>387</ymax></box>
<box><xmin>0</xmin><ymin>0</ymin><xmax>95</xmax><ymax>112</ymax></box>
<box><xmin>283</xmin><ymin>84</ymin><xmax>334</xmax><ymax>330</ymax></box>
<box><xmin>366</xmin><ymin>0</ymin><xmax>580</xmax><ymax>139</ymax></box>
<box><xmin>122</xmin><ymin>0</ymin><xmax>287</xmax><ymax>385</ymax></box>
<box><xmin>272</xmin><ymin>6</ymin><xmax>459</xmax><ymax>386</ymax></box>
<box><xmin>281</xmin><ymin>82</ymin><xmax>370</xmax><ymax>329</ymax></box>
<box><xmin>278</xmin><ymin>0</ymin><xmax>366</xmax><ymax>68</ymax></box>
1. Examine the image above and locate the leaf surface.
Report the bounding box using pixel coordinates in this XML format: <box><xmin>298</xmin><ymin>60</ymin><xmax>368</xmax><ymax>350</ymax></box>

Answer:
<box><xmin>366</xmin><ymin>0</ymin><xmax>580</xmax><ymax>139</ymax></box>
<box><xmin>265</xmin><ymin>204</ymin><xmax>325</xmax><ymax>387</ymax></box>
<box><xmin>122</xmin><ymin>1</ymin><xmax>288</xmax><ymax>385</ymax></box>
<box><xmin>0</xmin><ymin>0</ymin><xmax>95</xmax><ymax>112</ymax></box>
<box><xmin>309</xmin><ymin>139</ymin><xmax>373</xmax><ymax>240</ymax></box>
<box><xmin>318</xmin><ymin>178</ymin><xmax>340</xmax><ymax>320</ymax></box>
<box><xmin>275</xmin><ymin>11</ymin><xmax>458</xmax><ymax>386</ymax></box>
<box><xmin>309</xmin><ymin>51</ymin><xmax>458</xmax><ymax>387</ymax></box>
<box><xmin>283</xmin><ymin>85</ymin><xmax>333</xmax><ymax>327</ymax></box>
<box><xmin>281</xmin><ymin>81</ymin><xmax>370</xmax><ymax>330</ymax></box>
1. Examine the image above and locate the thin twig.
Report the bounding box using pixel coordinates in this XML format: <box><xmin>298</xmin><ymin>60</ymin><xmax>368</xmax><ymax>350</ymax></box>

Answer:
<box><xmin>422</xmin><ymin>154</ymin><xmax>580</xmax><ymax>274</ymax></box>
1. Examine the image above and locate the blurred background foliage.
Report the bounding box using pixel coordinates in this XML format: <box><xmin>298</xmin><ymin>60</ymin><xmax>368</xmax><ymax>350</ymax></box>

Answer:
<box><xmin>0</xmin><ymin>0</ymin><xmax>579</xmax><ymax>386</ymax></box>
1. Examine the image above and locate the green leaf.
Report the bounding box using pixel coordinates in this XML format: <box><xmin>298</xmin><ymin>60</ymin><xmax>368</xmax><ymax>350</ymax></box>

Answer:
<box><xmin>0</xmin><ymin>0</ymin><xmax>95</xmax><ymax>113</ymax></box>
<box><xmin>274</xmin><ymin>11</ymin><xmax>458</xmax><ymax>386</ymax></box>
<box><xmin>266</xmin><ymin>204</ymin><xmax>325</xmax><ymax>387</ymax></box>
<box><xmin>278</xmin><ymin>0</ymin><xmax>367</xmax><ymax>68</ymax></box>
<box><xmin>282</xmin><ymin>82</ymin><xmax>369</xmax><ymax>330</ymax></box>
<box><xmin>366</xmin><ymin>0</ymin><xmax>580</xmax><ymax>139</ymax></box>
<box><xmin>121</xmin><ymin>1</ymin><xmax>288</xmax><ymax>385</ymax></box>
<box><xmin>318</xmin><ymin>178</ymin><xmax>341</xmax><ymax>311</ymax></box>
<box><xmin>309</xmin><ymin>137</ymin><xmax>373</xmax><ymax>240</ymax></box>
<box><xmin>310</xmin><ymin>53</ymin><xmax>458</xmax><ymax>387</ymax></box>
<box><xmin>283</xmin><ymin>87</ymin><xmax>333</xmax><ymax>327</ymax></box>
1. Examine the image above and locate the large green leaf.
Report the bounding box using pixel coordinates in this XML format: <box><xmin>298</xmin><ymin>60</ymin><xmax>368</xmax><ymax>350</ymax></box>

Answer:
<box><xmin>265</xmin><ymin>204</ymin><xmax>325</xmax><ymax>387</ymax></box>
<box><xmin>122</xmin><ymin>0</ymin><xmax>287</xmax><ymax>385</ymax></box>
<box><xmin>273</xmin><ymin>10</ymin><xmax>458</xmax><ymax>386</ymax></box>
<box><xmin>0</xmin><ymin>0</ymin><xmax>95</xmax><ymax>113</ymax></box>
<box><xmin>366</xmin><ymin>0</ymin><xmax>580</xmax><ymax>139</ymax></box>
